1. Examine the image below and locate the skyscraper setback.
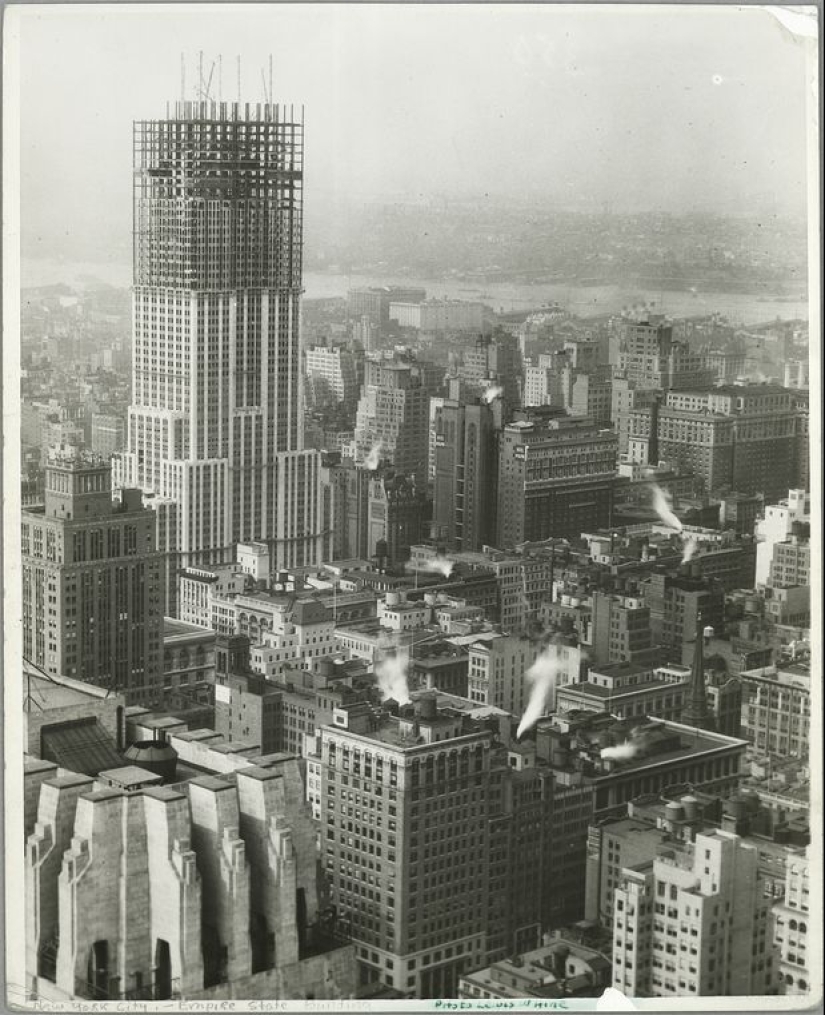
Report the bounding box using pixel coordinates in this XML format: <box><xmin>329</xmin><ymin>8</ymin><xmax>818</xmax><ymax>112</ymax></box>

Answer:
<box><xmin>115</xmin><ymin>100</ymin><xmax>323</xmax><ymax>605</ymax></box>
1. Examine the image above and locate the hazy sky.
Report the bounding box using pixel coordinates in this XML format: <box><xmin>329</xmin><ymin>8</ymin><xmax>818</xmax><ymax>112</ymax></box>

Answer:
<box><xmin>8</xmin><ymin>3</ymin><xmax>815</xmax><ymax>265</ymax></box>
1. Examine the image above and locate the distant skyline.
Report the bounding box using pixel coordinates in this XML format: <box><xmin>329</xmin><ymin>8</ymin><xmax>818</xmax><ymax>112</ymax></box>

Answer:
<box><xmin>8</xmin><ymin>3</ymin><xmax>815</xmax><ymax>269</ymax></box>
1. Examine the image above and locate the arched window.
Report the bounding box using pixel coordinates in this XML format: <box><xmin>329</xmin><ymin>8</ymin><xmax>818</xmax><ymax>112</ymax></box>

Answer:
<box><xmin>789</xmin><ymin>919</ymin><xmax>798</xmax><ymax>931</ymax></box>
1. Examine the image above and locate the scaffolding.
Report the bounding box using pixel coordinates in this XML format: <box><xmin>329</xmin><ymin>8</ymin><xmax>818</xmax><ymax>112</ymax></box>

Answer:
<box><xmin>133</xmin><ymin>100</ymin><xmax>304</xmax><ymax>291</ymax></box>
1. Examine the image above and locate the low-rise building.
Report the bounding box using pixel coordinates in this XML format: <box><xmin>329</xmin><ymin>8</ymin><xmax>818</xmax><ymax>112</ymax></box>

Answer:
<box><xmin>458</xmin><ymin>933</ymin><xmax>612</xmax><ymax>999</ymax></box>
<box><xmin>739</xmin><ymin>661</ymin><xmax>811</xmax><ymax>761</ymax></box>
<box><xmin>556</xmin><ymin>659</ymin><xmax>689</xmax><ymax>723</ymax></box>
<box><xmin>162</xmin><ymin>618</ymin><xmax>216</xmax><ymax>706</ymax></box>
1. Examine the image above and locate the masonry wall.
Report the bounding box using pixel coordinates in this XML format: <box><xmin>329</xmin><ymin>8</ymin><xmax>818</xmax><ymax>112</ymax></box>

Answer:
<box><xmin>26</xmin><ymin>774</ymin><xmax>95</xmax><ymax>986</ymax></box>
<box><xmin>54</xmin><ymin>787</ymin><xmax>205</xmax><ymax>1000</ymax></box>
<box><xmin>187</xmin><ymin>945</ymin><xmax>358</xmax><ymax>1001</ymax></box>
<box><xmin>27</xmin><ymin>753</ymin><xmax>352</xmax><ymax>1003</ymax></box>
<box><xmin>188</xmin><ymin>776</ymin><xmax>251</xmax><ymax>984</ymax></box>
<box><xmin>24</xmin><ymin>759</ymin><xmax>59</xmax><ymax>842</ymax></box>
<box><xmin>143</xmin><ymin>788</ymin><xmax>203</xmax><ymax>995</ymax></box>
<box><xmin>56</xmin><ymin>790</ymin><xmax>139</xmax><ymax>997</ymax></box>
<box><xmin>235</xmin><ymin>767</ymin><xmax>299</xmax><ymax>969</ymax></box>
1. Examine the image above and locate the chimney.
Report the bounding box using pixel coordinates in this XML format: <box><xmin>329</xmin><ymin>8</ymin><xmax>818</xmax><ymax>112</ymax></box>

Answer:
<box><xmin>418</xmin><ymin>693</ymin><xmax>438</xmax><ymax>721</ymax></box>
<box><xmin>552</xmin><ymin>944</ymin><xmax>570</xmax><ymax>981</ymax></box>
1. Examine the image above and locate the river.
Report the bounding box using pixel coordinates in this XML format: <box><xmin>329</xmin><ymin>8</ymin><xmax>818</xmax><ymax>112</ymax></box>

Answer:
<box><xmin>21</xmin><ymin>258</ymin><xmax>808</xmax><ymax>327</ymax></box>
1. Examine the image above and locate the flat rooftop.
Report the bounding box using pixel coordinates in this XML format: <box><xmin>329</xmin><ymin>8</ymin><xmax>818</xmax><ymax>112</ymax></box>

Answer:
<box><xmin>593</xmin><ymin>727</ymin><xmax>748</xmax><ymax>780</ymax></box>
<box><xmin>561</xmin><ymin>676</ymin><xmax>686</xmax><ymax>699</ymax></box>
<box><xmin>163</xmin><ymin>617</ymin><xmax>215</xmax><ymax>642</ymax></box>
<box><xmin>410</xmin><ymin>688</ymin><xmax>508</xmax><ymax>717</ymax></box>
<box><xmin>99</xmin><ymin>765</ymin><xmax>164</xmax><ymax>788</ymax></box>
<box><xmin>588</xmin><ymin>655</ymin><xmax>676</xmax><ymax>679</ymax></box>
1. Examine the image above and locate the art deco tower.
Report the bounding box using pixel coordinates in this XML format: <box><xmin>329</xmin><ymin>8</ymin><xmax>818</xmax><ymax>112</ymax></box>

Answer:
<box><xmin>115</xmin><ymin>99</ymin><xmax>322</xmax><ymax>603</ymax></box>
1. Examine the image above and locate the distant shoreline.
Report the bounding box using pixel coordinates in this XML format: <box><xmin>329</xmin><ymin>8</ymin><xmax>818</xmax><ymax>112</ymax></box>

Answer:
<box><xmin>21</xmin><ymin>258</ymin><xmax>809</xmax><ymax>327</ymax></box>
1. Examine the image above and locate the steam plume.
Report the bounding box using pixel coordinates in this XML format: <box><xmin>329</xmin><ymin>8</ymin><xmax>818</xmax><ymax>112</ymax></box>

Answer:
<box><xmin>374</xmin><ymin>648</ymin><xmax>411</xmax><ymax>706</ymax></box>
<box><xmin>418</xmin><ymin>556</ymin><xmax>454</xmax><ymax>578</ymax></box>
<box><xmin>681</xmin><ymin>536</ymin><xmax>698</xmax><ymax>564</ymax></box>
<box><xmin>483</xmin><ymin>384</ymin><xmax>504</xmax><ymax>404</ymax></box>
<box><xmin>600</xmin><ymin>740</ymin><xmax>638</xmax><ymax>762</ymax></box>
<box><xmin>651</xmin><ymin>484</ymin><xmax>682</xmax><ymax>532</ymax></box>
<box><xmin>516</xmin><ymin>647</ymin><xmax>561</xmax><ymax>738</ymax></box>
<box><xmin>364</xmin><ymin>442</ymin><xmax>383</xmax><ymax>471</ymax></box>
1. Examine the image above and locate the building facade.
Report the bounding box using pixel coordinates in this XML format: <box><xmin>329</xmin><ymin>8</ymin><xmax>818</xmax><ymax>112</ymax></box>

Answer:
<box><xmin>616</xmin><ymin>317</ymin><xmax>714</xmax><ymax>392</ymax></box>
<box><xmin>739</xmin><ymin>662</ymin><xmax>811</xmax><ymax>761</ymax></box>
<box><xmin>26</xmin><ymin>758</ymin><xmax>356</xmax><ymax>1002</ymax></box>
<box><xmin>630</xmin><ymin>387</ymin><xmax>798</xmax><ymax>501</ymax></box>
<box><xmin>611</xmin><ymin>829</ymin><xmax>778</xmax><ymax>997</ymax></box>
<box><xmin>115</xmin><ymin>100</ymin><xmax>324</xmax><ymax>593</ymax></box>
<box><xmin>90</xmin><ymin>413</ymin><xmax>126</xmax><ymax>459</ymax></box>
<box><xmin>21</xmin><ymin>453</ymin><xmax>164</xmax><ymax>705</ymax></box>
<box><xmin>772</xmin><ymin>847</ymin><xmax>812</xmax><ymax>995</ymax></box>
<box><xmin>353</xmin><ymin>358</ymin><xmax>433</xmax><ymax>491</ymax></box>
<box><xmin>432</xmin><ymin>399</ymin><xmax>499</xmax><ymax>552</ymax></box>
<box><xmin>497</xmin><ymin>416</ymin><xmax>618</xmax><ymax>548</ymax></box>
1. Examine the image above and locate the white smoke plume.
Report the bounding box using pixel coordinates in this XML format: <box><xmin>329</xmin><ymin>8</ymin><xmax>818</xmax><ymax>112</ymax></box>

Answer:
<box><xmin>374</xmin><ymin>648</ymin><xmax>411</xmax><ymax>706</ymax></box>
<box><xmin>651</xmin><ymin>484</ymin><xmax>682</xmax><ymax>532</ymax></box>
<box><xmin>681</xmin><ymin>536</ymin><xmax>699</xmax><ymax>564</ymax></box>
<box><xmin>516</xmin><ymin>647</ymin><xmax>561</xmax><ymax>738</ymax></box>
<box><xmin>483</xmin><ymin>384</ymin><xmax>504</xmax><ymax>404</ymax></box>
<box><xmin>364</xmin><ymin>442</ymin><xmax>383</xmax><ymax>471</ymax></box>
<box><xmin>600</xmin><ymin>740</ymin><xmax>638</xmax><ymax>762</ymax></box>
<box><xmin>419</xmin><ymin>556</ymin><xmax>454</xmax><ymax>578</ymax></box>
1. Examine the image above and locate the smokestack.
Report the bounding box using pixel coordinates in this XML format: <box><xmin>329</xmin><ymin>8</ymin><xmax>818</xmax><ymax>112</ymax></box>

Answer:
<box><xmin>552</xmin><ymin>945</ymin><xmax>570</xmax><ymax>981</ymax></box>
<box><xmin>418</xmin><ymin>692</ymin><xmax>438</xmax><ymax>721</ymax></box>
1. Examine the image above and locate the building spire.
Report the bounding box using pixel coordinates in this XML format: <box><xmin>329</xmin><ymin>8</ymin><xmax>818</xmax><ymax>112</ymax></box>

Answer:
<box><xmin>681</xmin><ymin>611</ymin><xmax>716</xmax><ymax>731</ymax></box>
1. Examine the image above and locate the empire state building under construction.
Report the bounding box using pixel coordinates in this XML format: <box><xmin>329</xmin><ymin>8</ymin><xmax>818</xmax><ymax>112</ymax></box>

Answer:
<box><xmin>115</xmin><ymin>98</ymin><xmax>323</xmax><ymax>605</ymax></box>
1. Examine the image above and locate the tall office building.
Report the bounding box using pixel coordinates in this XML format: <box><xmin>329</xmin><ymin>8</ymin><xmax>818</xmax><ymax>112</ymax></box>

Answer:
<box><xmin>628</xmin><ymin>386</ymin><xmax>798</xmax><ymax>501</ymax></box>
<box><xmin>21</xmin><ymin>451</ymin><xmax>164</xmax><ymax>705</ymax></box>
<box><xmin>616</xmin><ymin>316</ymin><xmax>714</xmax><ymax>391</ymax></box>
<box><xmin>641</xmin><ymin>570</ymin><xmax>725</xmax><ymax>652</ymax></box>
<box><xmin>590</xmin><ymin>591</ymin><xmax>653</xmax><ymax>666</ymax></box>
<box><xmin>353</xmin><ymin>356</ymin><xmax>433</xmax><ymax>491</ymax></box>
<box><xmin>496</xmin><ymin>413</ymin><xmax>618</xmax><ymax>548</ymax></box>
<box><xmin>115</xmin><ymin>100</ymin><xmax>323</xmax><ymax>607</ymax></box>
<box><xmin>366</xmin><ymin>469</ymin><xmax>426</xmax><ymax>568</ymax></box>
<box><xmin>317</xmin><ymin>697</ymin><xmax>582</xmax><ymax>996</ymax></box>
<box><xmin>457</xmin><ymin>333</ymin><xmax>523</xmax><ymax>419</ymax></box>
<box><xmin>432</xmin><ymin>398</ymin><xmax>500</xmax><ymax>552</ymax></box>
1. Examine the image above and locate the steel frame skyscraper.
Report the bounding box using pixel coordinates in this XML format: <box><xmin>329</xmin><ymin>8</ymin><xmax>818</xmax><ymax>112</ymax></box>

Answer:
<box><xmin>116</xmin><ymin>100</ymin><xmax>323</xmax><ymax>602</ymax></box>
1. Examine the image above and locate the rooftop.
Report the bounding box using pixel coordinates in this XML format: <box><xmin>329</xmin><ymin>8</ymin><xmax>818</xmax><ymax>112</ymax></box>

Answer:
<box><xmin>560</xmin><ymin>676</ymin><xmax>687</xmax><ymax>699</ymax></box>
<box><xmin>588</xmin><ymin>654</ymin><xmax>676</xmax><ymax>679</ymax></box>
<box><xmin>163</xmin><ymin>617</ymin><xmax>215</xmax><ymax>643</ymax></box>
<box><xmin>23</xmin><ymin>667</ymin><xmax>117</xmax><ymax>711</ymax></box>
<box><xmin>98</xmin><ymin>765</ymin><xmax>164</xmax><ymax>789</ymax></box>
